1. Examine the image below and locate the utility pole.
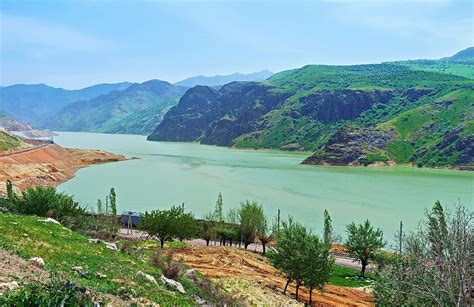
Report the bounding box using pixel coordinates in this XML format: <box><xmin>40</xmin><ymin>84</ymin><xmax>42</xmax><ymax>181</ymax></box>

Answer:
<box><xmin>277</xmin><ymin>209</ymin><xmax>280</xmax><ymax>231</ymax></box>
<box><xmin>399</xmin><ymin>221</ymin><xmax>403</xmax><ymax>255</ymax></box>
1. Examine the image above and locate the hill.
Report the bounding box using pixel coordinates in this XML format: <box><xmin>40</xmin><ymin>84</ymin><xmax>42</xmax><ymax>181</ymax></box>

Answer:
<box><xmin>148</xmin><ymin>62</ymin><xmax>474</xmax><ymax>168</ymax></box>
<box><xmin>42</xmin><ymin>80</ymin><xmax>188</xmax><ymax>135</ymax></box>
<box><xmin>0</xmin><ymin>111</ymin><xmax>31</xmax><ymax>131</ymax></box>
<box><xmin>393</xmin><ymin>46</ymin><xmax>474</xmax><ymax>79</ymax></box>
<box><xmin>174</xmin><ymin>70</ymin><xmax>273</xmax><ymax>87</ymax></box>
<box><xmin>0</xmin><ymin>214</ymin><xmax>221</xmax><ymax>305</ymax></box>
<box><xmin>0</xmin><ymin>83</ymin><xmax>131</xmax><ymax>125</ymax></box>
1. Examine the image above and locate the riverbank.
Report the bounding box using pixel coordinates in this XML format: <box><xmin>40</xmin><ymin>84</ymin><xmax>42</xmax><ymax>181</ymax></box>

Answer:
<box><xmin>0</xmin><ymin>144</ymin><xmax>126</xmax><ymax>194</ymax></box>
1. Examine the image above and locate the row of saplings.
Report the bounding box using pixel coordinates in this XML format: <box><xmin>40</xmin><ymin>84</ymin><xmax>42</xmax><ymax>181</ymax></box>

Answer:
<box><xmin>140</xmin><ymin>193</ymin><xmax>385</xmax><ymax>304</ymax></box>
<box><xmin>140</xmin><ymin>193</ymin><xmax>473</xmax><ymax>306</ymax></box>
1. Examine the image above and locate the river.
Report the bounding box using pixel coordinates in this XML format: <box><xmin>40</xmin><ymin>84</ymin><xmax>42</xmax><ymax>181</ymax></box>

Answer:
<box><xmin>55</xmin><ymin>132</ymin><xmax>473</xmax><ymax>240</ymax></box>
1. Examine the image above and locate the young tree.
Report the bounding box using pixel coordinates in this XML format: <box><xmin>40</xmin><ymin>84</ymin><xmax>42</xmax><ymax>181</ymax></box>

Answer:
<box><xmin>141</xmin><ymin>206</ymin><xmax>182</xmax><ymax>248</ymax></box>
<box><xmin>5</xmin><ymin>179</ymin><xmax>16</xmax><ymax>212</ymax></box>
<box><xmin>175</xmin><ymin>209</ymin><xmax>199</xmax><ymax>242</ymax></box>
<box><xmin>257</xmin><ymin>216</ymin><xmax>273</xmax><ymax>255</ymax></box>
<box><xmin>109</xmin><ymin>188</ymin><xmax>117</xmax><ymax>216</ymax></box>
<box><xmin>345</xmin><ymin>219</ymin><xmax>385</xmax><ymax>277</ymax></box>
<box><xmin>303</xmin><ymin>234</ymin><xmax>334</xmax><ymax>304</ymax></box>
<box><xmin>238</xmin><ymin>201</ymin><xmax>264</xmax><ymax>249</ymax></box>
<box><xmin>374</xmin><ymin>202</ymin><xmax>473</xmax><ymax>306</ymax></box>
<box><xmin>97</xmin><ymin>199</ymin><xmax>103</xmax><ymax>214</ymax></box>
<box><xmin>268</xmin><ymin>218</ymin><xmax>308</xmax><ymax>295</ymax></box>
<box><xmin>323</xmin><ymin>209</ymin><xmax>333</xmax><ymax>246</ymax></box>
<box><xmin>214</xmin><ymin>193</ymin><xmax>224</xmax><ymax>222</ymax></box>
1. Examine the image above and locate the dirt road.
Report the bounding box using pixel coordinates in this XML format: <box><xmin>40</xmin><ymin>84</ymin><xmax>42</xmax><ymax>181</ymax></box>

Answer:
<box><xmin>169</xmin><ymin>246</ymin><xmax>373</xmax><ymax>306</ymax></box>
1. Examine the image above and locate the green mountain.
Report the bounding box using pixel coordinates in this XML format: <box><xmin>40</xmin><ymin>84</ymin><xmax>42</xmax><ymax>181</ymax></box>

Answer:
<box><xmin>0</xmin><ymin>83</ymin><xmax>131</xmax><ymax>125</ymax></box>
<box><xmin>43</xmin><ymin>80</ymin><xmax>188</xmax><ymax>135</ymax></box>
<box><xmin>148</xmin><ymin>61</ymin><xmax>474</xmax><ymax>168</ymax></box>
<box><xmin>392</xmin><ymin>47</ymin><xmax>474</xmax><ymax>79</ymax></box>
<box><xmin>174</xmin><ymin>70</ymin><xmax>273</xmax><ymax>87</ymax></box>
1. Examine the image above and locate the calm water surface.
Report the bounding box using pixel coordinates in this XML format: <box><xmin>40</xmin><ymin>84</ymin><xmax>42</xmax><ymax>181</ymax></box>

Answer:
<box><xmin>55</xmin><ymin>132</ymin><xmax>473</xmax><ymax>238</ymax></box>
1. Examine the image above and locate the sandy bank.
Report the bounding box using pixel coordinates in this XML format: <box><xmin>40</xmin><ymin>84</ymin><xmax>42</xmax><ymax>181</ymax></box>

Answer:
<box><xmin>0</xmin><ymin>144</ymin><xmax>126</xmax><ymax>194</ymax></box>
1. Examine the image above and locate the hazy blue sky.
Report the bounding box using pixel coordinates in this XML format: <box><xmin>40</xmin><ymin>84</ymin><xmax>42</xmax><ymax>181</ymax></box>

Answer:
<box><xmin>1</xmin><ymin>0</ymin><xmax>472</xmax><ymax>89</ymax></box>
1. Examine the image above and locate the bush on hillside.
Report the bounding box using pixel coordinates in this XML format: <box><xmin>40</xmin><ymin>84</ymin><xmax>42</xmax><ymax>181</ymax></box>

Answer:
<box><xmin>3</xmin><ymin>184</ymin><xmax>87</xmax><ymax>229</ymax></box>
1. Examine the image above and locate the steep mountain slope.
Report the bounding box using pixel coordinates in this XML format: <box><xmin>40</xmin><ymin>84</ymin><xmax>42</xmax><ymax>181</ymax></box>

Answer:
<box><xmin>43</xmin><ymin>80</ymin><xmax>188</xmax><ymax>135</ymax></box>
<box><xmin>0</xmin><ymin>83</ymin><xmax>131</xmax><ymax>125</ymax></box>
<box><xmin>148</xmin><ymin>62</ymin><xmax>474</xmax><ymax>168</ymax></box>
<box><xmin>174</xmin><ymin>70</ymin><xmax>273</xmax><ymax>87</ymax></box>
<box><xmin>393</xmin><ymin>46</ymin><xmax>474</xmax><ymax>79</ymax></box>
<box><xmin>0</xmin><ymin>111</ymin><xmax>32</xmax><ymax>131</ymax></box>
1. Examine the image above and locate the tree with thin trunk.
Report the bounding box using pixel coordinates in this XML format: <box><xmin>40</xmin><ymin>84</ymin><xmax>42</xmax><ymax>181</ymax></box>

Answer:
<box><xmin>109</xmin><ymin>188</ymin><xmax>117</xmax><ymax>216</ymax></box>
<box><xmin>374</xmin><ymin>202</ymin><xmax>473</xmax><ymax>306</ymax></box>
<box><xmin>323</xmin><ymin>209</ymin><xmax>333</xmax><ymax>246</ymax></box>
<box><xmin>257</xmin><ymin>216</ymin><xmax>273</xmax><ymax>255</ymax></box>
<box><xmin>303</xmin><ymin>234</ymin><xmax>334</xmax><ymax>304</ymax></box>
<box><xmin>345</xmin><ymin>219</ymin><xmax>385</xmax><ymax>277</ymax></box>
<box><xmin>214</xmin><ymin>193</ymin><xmax>224</xmax><ymax>222</ymax></box>
<box><xmin>268</xmin><ymin>218</ymin><xmax>308</xmax><ymax>295</ymax></box>
<box><xmin>238</xmin><ymin>201</ymin><xmax>264</xmax><ymax>249</ymax></box>
<box><xmin>97</xmin><ymin>199</ymin><xmax>103</xmax><ymax>214</ymax></box>
<box><xmin>141</xmin><ymin>206</ymin><xmax>184</xmax><ymax>248</ymax></box>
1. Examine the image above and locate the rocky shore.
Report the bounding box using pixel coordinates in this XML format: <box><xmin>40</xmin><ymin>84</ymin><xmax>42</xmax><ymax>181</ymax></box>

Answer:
<box><xmin>0</xmin><ymin>144</ymin><xmax>126</xmax><ymax>194</ymax></box>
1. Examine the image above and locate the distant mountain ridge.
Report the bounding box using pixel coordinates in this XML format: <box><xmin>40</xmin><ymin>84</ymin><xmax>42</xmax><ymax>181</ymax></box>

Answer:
<box><xmin>174</xmin><ymin>70</ymin><xmax>273</xmax><ymax>87</ymax></box>
<box><xmin>42</xmin><ymin>80</ymin><xmax>188</xmax><ymax>135</ymax></box>
<box><xmin>0</xmin><ymin>82</ymin><xmax>132</xmax><ymax>125</ymax></box>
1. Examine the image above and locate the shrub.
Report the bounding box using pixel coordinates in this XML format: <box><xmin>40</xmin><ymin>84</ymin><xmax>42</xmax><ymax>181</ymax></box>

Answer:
<box><xmin>0</xmin><ymin>278</ymin><xmax>96</xmax><ymax>306</ymax></box>
<box><xmin>151</xmin><ymin>251</ymin><xmax>183</xmax><ymax>280</ymax></box>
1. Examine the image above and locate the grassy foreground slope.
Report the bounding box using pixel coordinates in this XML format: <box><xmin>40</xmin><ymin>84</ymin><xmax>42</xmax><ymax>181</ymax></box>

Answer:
<box><xmin>0</xmin><ymin>214</ymin><xmax>212</xmax><ymax>305</ymax></box>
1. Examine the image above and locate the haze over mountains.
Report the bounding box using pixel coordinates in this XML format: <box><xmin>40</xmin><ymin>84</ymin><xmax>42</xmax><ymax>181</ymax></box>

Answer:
<box><xmin>0</xmin><ymin>70</ymin><xmax>273</xmax><ymax>134</ymax></box>
<box><xmin>0</xmin><ymin>83</ymin><xmax>132</xmax><ymax>125</ymax></box>
<box><xmin>175</xmin><ymin>70</ymin><xmax>273</xmax><ymax>87</ymax></box>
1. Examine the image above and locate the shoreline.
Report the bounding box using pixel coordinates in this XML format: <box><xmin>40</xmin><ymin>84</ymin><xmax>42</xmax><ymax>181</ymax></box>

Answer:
<box><xmin>0</xmin><ymin>144</ymin><xmax>127</xmax><ymax>194</ymax></box>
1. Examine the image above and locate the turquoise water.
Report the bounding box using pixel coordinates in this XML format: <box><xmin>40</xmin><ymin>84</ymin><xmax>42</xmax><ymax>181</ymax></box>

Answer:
<box><xmin>55</xmin><ymin>132</ymin><xmax>473</xmax><ymax>239</ymax></box>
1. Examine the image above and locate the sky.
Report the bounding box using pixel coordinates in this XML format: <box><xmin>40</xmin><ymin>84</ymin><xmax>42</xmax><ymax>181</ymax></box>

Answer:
<box><xmin>1</xmin><ymin>0</ymin><xmax>473</xmax><ymax>89</ymax></box>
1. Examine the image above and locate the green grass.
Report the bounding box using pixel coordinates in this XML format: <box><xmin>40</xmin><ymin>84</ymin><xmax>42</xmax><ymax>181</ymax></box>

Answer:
<box><xmin>396</xmin><ymin>60</ymin><xmax>474</xmax><ymax>79</ymax></box>
<box><xmin>0</xmin><ymin>214</ymin><xmax>198</xmax><ymax>305</ymax></box>
<box><xmin>0</xmin><ymin>131</ymin><xmax>22</xmax><ymax>152</ymax></box>
<box><xmin>387</xmin><ymin>105</ymin><xmax>434</xmax><ymax>139</ymax></box>
<box><xmin>329</xmin><ymin>265</ymin><xmax>373</xmax><ymax>287</ymax></box>
<box><xmin>387</xmin><ymin>141</ymin><xmax>416</xmax><ymax>163</ymax></box>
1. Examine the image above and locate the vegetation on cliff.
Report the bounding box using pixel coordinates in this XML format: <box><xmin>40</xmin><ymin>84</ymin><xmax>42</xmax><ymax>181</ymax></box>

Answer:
<box><xmin>148</xmin><ymin>50</ymin><xmax>474</xmax><ymax>168</ymax></box>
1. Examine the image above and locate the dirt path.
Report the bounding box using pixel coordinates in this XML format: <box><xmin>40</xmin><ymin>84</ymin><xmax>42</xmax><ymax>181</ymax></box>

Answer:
<box><xmin>168</xmin><ymin>246</ymin><xmax>373</xmax><ymax>306</ymax></box>
<box><xmin>117</xmin><ymin>229</ymin><xmax>367</xmax><ymax>271</ymax></box>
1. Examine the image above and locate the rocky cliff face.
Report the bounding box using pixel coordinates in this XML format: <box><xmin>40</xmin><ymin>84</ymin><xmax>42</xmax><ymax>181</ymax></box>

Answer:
<box><xmin>302</xmin><ymin>126</ymin><xmax>397</xmax><ymax>165</ymax></box>
<box><xmin>147</xmin><ymin>82</ymin><xmax>290</xmax><ymax>145</ymax></box>
<box><xmin>298</xmin><ymin>89</ymin><xmax>395</xmax><ymax>123</ymax></box>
